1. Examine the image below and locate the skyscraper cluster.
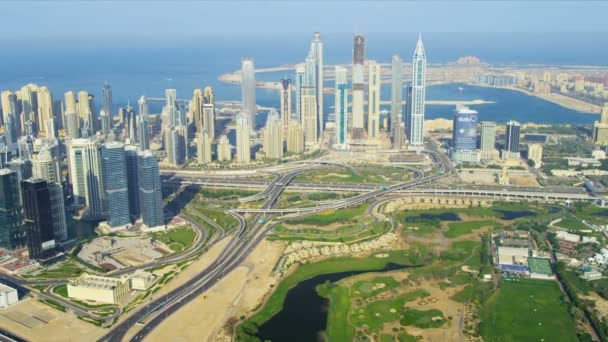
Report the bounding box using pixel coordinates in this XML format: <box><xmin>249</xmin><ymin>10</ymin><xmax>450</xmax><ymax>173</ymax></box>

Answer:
<box><xmin>0</xmin><ymin>80</ymin><xmax>167</xmax><ymax>261</ymax></box>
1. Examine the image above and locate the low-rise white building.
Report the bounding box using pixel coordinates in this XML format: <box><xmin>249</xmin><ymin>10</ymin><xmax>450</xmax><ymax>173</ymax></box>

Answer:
<box><xmin>129</xmin><ymin>270</ymin><xmax>158</xmax><ymax>291</ymax></box>
<box><xmin>497</xmin><ymin>246</ymin><xmax>529</xmax><ymax>265</ymax></box>
<box><xmin>0</xmin><ymin>283</ymin><xmax>18</xmax><ymax>308</ymax></box>
<box><xmin>67</xmin><ymin>274</ymin><xmax>130</xmax><ymax>304</ymax></box>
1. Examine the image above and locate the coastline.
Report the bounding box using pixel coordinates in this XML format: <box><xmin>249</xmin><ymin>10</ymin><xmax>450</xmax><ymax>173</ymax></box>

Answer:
<box><xmin>219</xmin><ymin>66</ymin><xmax>602</xmax><ymax>115</ymax></box>
<box><xmin>466</xmin><ymin>83</ymin><xmax>602</xmax><ymax>114</ymax></box>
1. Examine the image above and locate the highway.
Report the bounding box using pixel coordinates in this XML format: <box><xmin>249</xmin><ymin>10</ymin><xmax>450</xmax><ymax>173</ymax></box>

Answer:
<box><xmin>98</xmin><ymin>167</ymin><xmax>311</xmax><ymax>341</ymax></box>
<box><xmin>97</xmin><ymin>150</ymin><xmax>446</xmax><ymax>341</ymax></box>
<box><xmin>62</xmin><ymin>146</ymin><xmax>599</xmax><ymax>340</ymax></box>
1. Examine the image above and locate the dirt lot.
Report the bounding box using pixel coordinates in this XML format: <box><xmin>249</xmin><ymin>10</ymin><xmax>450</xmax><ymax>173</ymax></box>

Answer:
<box><xmin>0</xmin><ymin>298</ymin><xmax>104</xmax><ymax>342</ymax></box>
<box><xmin>146</xmin><ymin>239</ymin><xmax>286</xmax><ymax>342</ymax></box>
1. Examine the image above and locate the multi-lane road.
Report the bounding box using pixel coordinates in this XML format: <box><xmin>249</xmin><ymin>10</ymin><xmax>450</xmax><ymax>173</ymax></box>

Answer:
<box><xmin>98</xmin><ymin>150</ymin><xmax>450</xmax><ymax>341</ymax></box>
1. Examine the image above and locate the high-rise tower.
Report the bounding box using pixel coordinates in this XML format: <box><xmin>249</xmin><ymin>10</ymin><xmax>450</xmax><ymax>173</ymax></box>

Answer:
<box><xmin>21</xmin><ymin>179</ymin><xmax>56</xmax><ymax>260</ymax></box>
<box><xmin>241</xmin><ymin>58</ymin><xmax>256</xmax><ymax>131</ymax></box>
<box><xmin>352</xmin><ymin>35</ymin><xmax>365</xmax><ymax>129</ymax></box>
<box><xmin>102</xmin><ymin>82</ymin><xmax>112</xmax><ymax>117</ymax></box>
<box><xmin>334</xmin><ymin>66</ymin><xmax>349</xmax><ymax>149</ymax></box>
<box><xmin>280</xmin><ymin>78</ymin><xmax>292</xmax><ymax>132</ymax></box>
<box><xmin>138</xmin><ymin>96</ymin><xmax>150</xmax><ymax>151</ymax></box>
<box><xmin>302</xmin><ymin>52</ymin><xmax>318</xmax><ymax>145</ymax></box>
<box><xmin>137</xmin><ymin>151</ymin><xmax>164</xmax><ymax>228</ymax></box>
<box><xmin>101</xmin><ymin>142</ymin><xmax>131</xmax><ymax>227</ymax></box>
<box><xmin>32</xmin><ymin>141</ymin><xmax>67</xmax><ymax>241</ymax></box>
<box><xmin>67</xmin><ymin>138</ymin><xmax>104</xmax><ymax>218</ymax></box>
<box><xmin>295</xmin><ymin>66</ymin><xmax>305</xmax><ymax>124</ymax></box>
<box><xmin>310</xmin><ymin>32</ymin><xmax>324</xmax><ymax>139</ymax></box>
<box><xmin>505</xmin><ymin>120</ymin><xmax>521</xmax><ymax>153</ymax></box>
<box><xmin>406</xmin><ymin>35</ymin><xmax>426</xmax><ymax>147</ymax></box>
<box><xmin>367</xmin><ymin>61</ymin><xmax>381</xmax><ymax>139</ymax></box>
<box><xmin>391</xmin><ymin>55</ymin><xmax>404</xmax><ymax>149</ymax></box>
<box><xmin>263</xmin><ymin>109</ymin><xmax>283</xmax><ymax>159</ymax></box>
<box><xmin>235</xmin><ymin>112</ymin><xmax>251</xmax><ymax>164</ymax></box>
<box><xmin>0</xmin><ymin>169</ymin><xmax>26</xmax><ymax>250</ymax></box>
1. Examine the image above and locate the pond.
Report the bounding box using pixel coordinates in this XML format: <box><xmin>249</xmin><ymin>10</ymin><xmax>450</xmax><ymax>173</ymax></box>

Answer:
<box><xmin>404</xmin><ymin>212</ymin><xmax>461</xmax><ymax>223</ymax></box>
<box><xmin>495</xmin><ymin>210</ymin><xmax>537</xmax><ymax>220</ymax></box>
<box><xmin>256</xmin><ymin>263</ymin><xmax>412</xmax><ymax>342</ymax></box>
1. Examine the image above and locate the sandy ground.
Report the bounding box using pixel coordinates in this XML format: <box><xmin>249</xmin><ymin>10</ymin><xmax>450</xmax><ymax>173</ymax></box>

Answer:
<box><xmin>121</xmin><ymin>237</ymin><xmax>232</xmax><ymax>341</ymax></box>
<box><xmin>145</xmin><ymin>239</ymin><xmax>286</xmax><ymax>342</ymax></box>
<box><xmin>0</xmin><ymin>297</ymin><xmax>104</xmax><ymax>342</ymax></box>
<box><xmin>509</xmin><ymin>174</ymin><xmax>540</xmax><ymax>187</ymax></box>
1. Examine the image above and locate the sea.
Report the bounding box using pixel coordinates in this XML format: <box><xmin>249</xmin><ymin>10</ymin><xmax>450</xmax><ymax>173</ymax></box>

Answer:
<box><xmin>2</xmin><ymin>32</ymin><xmax>608</xmax><ymax>125</ymax></box>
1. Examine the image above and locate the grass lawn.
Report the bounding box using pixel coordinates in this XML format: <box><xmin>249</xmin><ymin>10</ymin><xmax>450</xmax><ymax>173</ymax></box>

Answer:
<box><xmin>480</xmin><ymin>279</ymin><xmax>579</xmax><ymax>342</ymax></box>
<box><xmin>320</xmin><ymin>285</ymin><xmax>356</xmax><ymax>341</ymax></box>
<box><xmin>30</xmin><ymin>262</ymin><xmax>84</xmax><ymax>279</ymax></box>
<box><xmin>272</xmin><ymin>221</ymin><xmax>391</xmax><ymax>243</ymax></box>
<box><xmin>443</xmin><ymin>220</ymin><xmax>497</xmax><ymax>238</ymax></box>
<box><xmin>284</xmin><ymin>203</ymin><xmax>369</xmax><ymax>226</ymax></box>
<box><xmin>295</xmin><ymin>168</ymin><xmax>410</xmax><ymax>185</ymax></box>
<box><xmin>190</xmin><ymin>207</ymin><xmax>239</xmax><ymax>231</ymax></box>
<box><xmin>350</xmin><ymin>289</ymin><xmax>430</xmax><ymax>332</ymax></box>
<box><xmin>53</xmin><ymin>284</ymin><xmax>68</xmax><ymax>297</ymax></box>
<box><xmin>555</xmin><ymin>217</ymin><xmax>588</xmax><ymax>231</ymax></box>
<box><xmin>352</xmin><ymin>276</ymin><xmax>400</xmax><ymax>298</ymax></box>
<box><xmin>149</xmin><ymin>226</ymin><xmax>196</xmax><ymax>252</ymax></box>
<box><xmin>400</xmin><ymin>308</ymin><xmax>445</xmax><ymax>328</ymax></box>
<box><xmin>246</xmin><ymin>250</ymin><xmax>418</xmax><ymax>326</ymax></box>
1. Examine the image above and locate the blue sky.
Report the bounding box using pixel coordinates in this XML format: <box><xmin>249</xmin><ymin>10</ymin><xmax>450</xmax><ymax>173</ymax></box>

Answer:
<box><xmin>2</xmin><ymin>1</ymin><xmax>608</xmax><ymax>40</ymax></box>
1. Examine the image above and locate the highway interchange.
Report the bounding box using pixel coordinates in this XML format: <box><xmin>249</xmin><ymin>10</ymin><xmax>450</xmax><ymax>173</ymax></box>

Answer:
<box><xmin>1</xmin><ymin>145</ymin><xmax>601</xmax><ymax>342</ymax></box>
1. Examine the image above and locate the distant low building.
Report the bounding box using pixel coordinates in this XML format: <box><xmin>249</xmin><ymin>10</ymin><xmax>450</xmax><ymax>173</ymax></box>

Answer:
<box><xmin>129</xmin><ymin>270</ymin><xmax>158</xmax><ymax>291</ymax></box>
<box><xmin>497</xmin><ymin>246</ymin><xmax>529</xmax><ymax>265</ymax></box>
<box><xmin>0</xmin><ymin>283</ymin><xmax>18</xmax><ymax>308</ymax></box>
<box><xmin>67</xmin><ymin>274</ymin><xmax>130</xmax><ymax>304</ymax></box>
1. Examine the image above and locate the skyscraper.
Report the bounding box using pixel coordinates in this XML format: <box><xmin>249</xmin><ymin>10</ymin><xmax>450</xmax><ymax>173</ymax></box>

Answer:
<box><xmin>125</xmin><ymin>146</ymin><xmax>140</xmax><ymax>219</ymax></box>
<box><xmin>19</xmin><ymin>84</ymin><xmax>37</xmax><ymax>135</ymax></box>
<box><xmin>102</xmin><ymin>82</ymin><xmax>112</xmax><ymax>117</ymax></box>
<box><xmin>302</xmin><ymin>51</ymin><xmax>318</xmax><ymax>145</ymax></box>
<box><xmin>191</xmin><ymin>88</ymin><xmax>204</xmax><ymax>134</ymax></box>
<box><xmin>391</xmin><ymin>55</ymin><xmax>403</xmax><ymax>149</ymax></box>
<box><xmin>37</xmin><ymin>87</ymin><xmax>55</xmax><ymax>138</ymax></box>
<box><xmin>280</xmin><ymin>78</ymin><xmax>293</xmax><ymax>132</ymax></box>
<box><xmin>216</xmin><ymin>135</ymin><xmax>232</xmax><ymax>162</ymax></box>
<box><xmin>0</xmin><ymin>169</ymin><xmax>26</xmax><ymax>250</ymax></box>
<box><xmin>197</xmin><ymin>129</ymin><xmax>212</xmax><ymax>165</ymax></box>
<box><xmin>480</xmin><ymin>121</ymin><xmax>497</xmax><ymax>151</ymax></box>
<box><xmin>310</xmin><ymin>32</ymin><xmax>324</xmax><ymax>139</ymax></box>
<box><xmin>287</xmin><ymin>120</ymin><xmax>304</xmax><ymax>154</ymax></box>
<box><xmin>1</xmin><ymin>91</ymin><xmax>19</xmax><ymax>148</ymax></box>
<box><xmin>100</xmin><ymin>109</ymin><xmax>111</xmax><ymax>136</ymax></box>
<box><xmin>505</xmin><ymin>120</ymin><xmax>521</xmax><ymax>153</ymax></box>
<box><xmin>352</xmin><ymin>35</ymin><xmax>365</xmax><ymax>129</ymax></box>
<box><xmin>453</xmin><ymin>106</ymin><xmax>478</xmax><ymax>150</ymax></box>
<box><xmin>593</xmin><ymin>102</ymin><xmax>608</xmax><ymax>145</ymax></box>
<box><xmin>101</xmin><ymin>142</ymin><xmax>131</xmax><ymax>227</ymax></box>
<box><xmin>21</xmin><ymin>179</ymin><xmax>56</xmax><ymax>260</ymax></box>
<box><xmin>165</xmin><ymin>126</ymin><xmax>186</xmax><ymax>166</ymax></box>
<box><xmin>203</xmin><ymin>87</ymin><xmax>216</xmax><ymax>141</ymax></box>
<box><xmin>235</xmin><ymin>112</ymin><xmax>251</xmax><ymax>164</ymax></box>
<box><xmin>263</xmin><ymin>109</ymin><xmax>283</xmax><ymax>159</ymax></box>
<box><xmin>241</xmin><ymin>57</ymin><xmax>256</xmax><ymax>131</ymax></box>
<box><xmin>77</xmin><ymin>91</ymin><xmax>95</xmax><ymax>136</ymax></box>
<box><xmin>32</xmin><ymin>141</ymin><xmax>67</xmax><ymax>241</ymax></box>
<box><xmin>295</xmin><ymin>66</ymin><xmax>305</xmax><ymax>124</ymax></box>
<box><xmin>137</xmin><ymin>151</ymin><xmax>164</xmax><ymax>228</ymax></box>
<box><xmin>367</xmin><ymin>61</ymin><xmax>381</xmax><ymax>139</ymax></box>
<box><xmin>65</xmin><ymin>111</ymin><xmax>80</xmax><ymax>139</ymax></box>
<box><xmin>138</xmin><ymin>96</ymin><xmax>150</xmax><ymax>151</ymax></box>
<box><xmin>67</xmin><ymin>138</ymin><xmax>104</xmax><ymax>218</ymax></box>
<box><xmin>334</xmin><ymin>66</ymin><xmax>349</xmax><ymax>149</ymax></box>
<box><xmin>407</xmin><ymin>35</ymin><xmax>427</xmax><ymax>146</ymax></box>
